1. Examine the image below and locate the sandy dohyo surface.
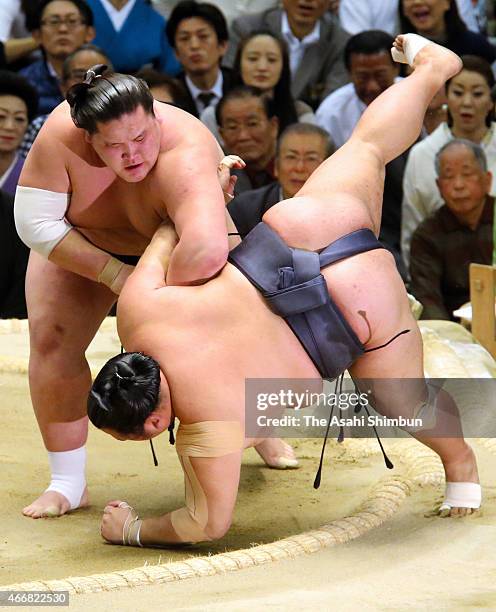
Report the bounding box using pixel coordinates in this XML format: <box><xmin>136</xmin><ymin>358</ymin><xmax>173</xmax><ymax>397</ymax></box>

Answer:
<box><xmin>1</xmin><ymin>319</ymin><xmax>495</xmax><ymax>610</ymax></box>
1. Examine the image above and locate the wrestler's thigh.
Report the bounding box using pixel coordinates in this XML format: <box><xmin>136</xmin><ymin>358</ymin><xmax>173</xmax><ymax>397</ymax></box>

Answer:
<box><xmin>298</xmin><ymin>139</ymin><xmax>384</xmax><ymax>207</ymax></box>
<box><xmin>26</xmin><ymin>252</ymin><xmax>117</xmax><ymax>358</ymax></box>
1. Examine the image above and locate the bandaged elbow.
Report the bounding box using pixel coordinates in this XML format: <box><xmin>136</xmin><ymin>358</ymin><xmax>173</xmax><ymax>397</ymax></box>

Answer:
<box><xmin>14</xmin><ymin>186</ymin><xmax>73</xmax><ymax>258</ymax></box>
<box><xmin>204</xmin><ymin>515</ymin><xmax>232</xmax><ymax>540</ymax></box>
<box><xmin>169</xmin><ymin>507</ymin><xmax>232</xmax><ymax>543</ymax></box>
<box><xmin>170</xmin><ymin>507</ymin><xmax>213</xmax><ymax>543</ymax></box>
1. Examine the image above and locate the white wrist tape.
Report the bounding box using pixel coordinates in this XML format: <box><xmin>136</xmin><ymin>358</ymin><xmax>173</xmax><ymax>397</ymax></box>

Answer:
<box><xmin>45</xmin><ymin>445</ymin><xmax>86</xmax><ymax>510</ymax></box>
<box><xmin>120</xmin><ymin>503</ymin><xmax>143</xmax><ymax>547</ymax></box>
<box><xmin>14</xmin><ymin>186</ymin><xmax>73</xmax><ymax>258</ymax></box>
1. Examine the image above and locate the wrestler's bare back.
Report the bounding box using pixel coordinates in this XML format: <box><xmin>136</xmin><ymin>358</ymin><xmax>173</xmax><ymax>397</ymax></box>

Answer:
<box><xmin>20</xmin><ymin>101</ymin><xmax>222</xmax><ymax>256</ymax></box>
<box><xmin>119</xmin><ymin>243</ymin><xmax>410</xmax><ymax>427</ymax></box>
<box><xmin>118</xmin><ymin>261</ymin><xmax>319</xmax><ymax>424</ymax></box>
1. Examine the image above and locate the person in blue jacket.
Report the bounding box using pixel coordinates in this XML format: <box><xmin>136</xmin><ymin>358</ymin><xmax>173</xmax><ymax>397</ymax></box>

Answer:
<box><xmin>86</xmin><ymin>0</ymin><xmax>180</xmax><ymax>74</ymax></box>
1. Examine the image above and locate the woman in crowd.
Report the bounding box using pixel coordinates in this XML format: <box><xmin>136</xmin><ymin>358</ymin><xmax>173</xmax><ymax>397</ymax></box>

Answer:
<box><xmin>201</xmin><ymin>31</ymin><xmax>316</xmax><ymax>144</ymax></box>
<box><xmin>0</xmin><ymin>70</ymin><xmax>37</xmax><ymax>195</ymax></box>
<box><xmin>401</xmin><ymin>54</ymin><xmax>495</xmax><ymax>267</ymax></box>
<box><xmin>399</xmin><ymin>0</ymin><xmax>495</xmax><ymax>64</ymax></box>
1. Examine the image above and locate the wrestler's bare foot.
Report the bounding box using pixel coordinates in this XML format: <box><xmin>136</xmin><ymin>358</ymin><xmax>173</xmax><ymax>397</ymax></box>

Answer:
<box><xmin>22</xmin><ymin>487</ymin><xmax>89</xmax><ymax>519</ymax></box>
<box><xmin>393</xmin><ymin>34</ymin><xmax>462</xmax><ymax>78</ymax></box>
<box><xmin>439</xmin><ymin>444</ymin><xmax>480</xmax><ymax>517</ymax></box>
<box><xmin>255</xmin><ymin>438</ymin><xmax>299</xmax><ymax>469</ymax></box>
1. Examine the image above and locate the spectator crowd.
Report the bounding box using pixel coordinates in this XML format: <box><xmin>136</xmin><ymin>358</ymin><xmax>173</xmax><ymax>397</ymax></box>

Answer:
<box><xmin>1</xmin><ymin>0</ymin><xmax>496</xmax><ymax>322</ymax></box>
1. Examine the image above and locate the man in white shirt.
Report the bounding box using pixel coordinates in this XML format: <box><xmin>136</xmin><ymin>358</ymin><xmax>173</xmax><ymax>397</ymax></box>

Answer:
<box><xmin>316</xmin><ymin>30</ymin><xmax>398</xmax><ymax>149</ymax></box>
<box><xmin>0</xmin><ymin>0</ymin><xmax>39</xmax><ymax>65</ymax></box>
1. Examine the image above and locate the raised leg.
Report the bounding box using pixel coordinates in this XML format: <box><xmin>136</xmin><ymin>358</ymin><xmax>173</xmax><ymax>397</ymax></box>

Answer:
<box><xmin>264</xmin><ymin>36</ymin><xmax>463</xmax><ymax>251</ymax></box>
<box><xmin>302</xmin><ymin>36</ymin><xmax>462</xmax><ymax>198</ymax></box>
<box><xmin>22</xmin><ymin>252</ymin><xmax>116</xmax><ymax>518</ymax></box>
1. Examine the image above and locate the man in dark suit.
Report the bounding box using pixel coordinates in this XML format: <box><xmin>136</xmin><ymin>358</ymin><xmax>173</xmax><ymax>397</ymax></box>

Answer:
<box><xmin>166</xmin><ymin>1</ymin><xmax>234</xmax><ymax>118</ymax></box>
<box><xmin>224</xmin><ymin>0</ymin><xmax>350</xmax><ymax>109</ymax></box>
<box><xmin>228</xmin><ymin>122</ymin><xmax>332</xmax><ymax>236</ymax></box>
<box><xmin>217</xmin><ymin>86</ymin><xmax>279</xmax><ymax>196</ymax></box>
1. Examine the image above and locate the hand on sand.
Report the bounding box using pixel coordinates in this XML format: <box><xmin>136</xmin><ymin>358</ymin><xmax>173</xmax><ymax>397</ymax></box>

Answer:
<box><xmin>22</xmin><ymin>487</ymin><xmax>89</xmax><ymax>519</ymax></box>
<box><xmin>100</xmin><ymin>500</ymin><xmax>133</xmax><ymax>544</ymax></box>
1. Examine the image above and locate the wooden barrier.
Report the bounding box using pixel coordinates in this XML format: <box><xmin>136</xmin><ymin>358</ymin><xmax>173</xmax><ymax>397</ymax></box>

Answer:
<box><xmin>470</xmin><ymin>263</ymin><xmax>496</xmax><ymax>358</ymax></box>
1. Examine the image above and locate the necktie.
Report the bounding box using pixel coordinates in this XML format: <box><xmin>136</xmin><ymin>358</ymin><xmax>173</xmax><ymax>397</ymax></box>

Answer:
<box><xmin>197</xmin><ymin>92</ymin><xmax>215</xmax><ymax>110</ymax></box>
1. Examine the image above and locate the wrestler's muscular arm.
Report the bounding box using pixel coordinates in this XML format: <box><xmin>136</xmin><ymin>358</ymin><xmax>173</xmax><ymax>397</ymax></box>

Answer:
<box><xmin>101</xmin><ymin>451</ymin><xmax>242</xmax><ymax>545</ymax></box>
<box><xmin>137</xmin><ymin>153</ymin><xmax>246</xmax><ymax>289</ymax></box>
<box><xmin>145</xmin><ymin>451</ymin><xmax>241</xmax><ymax>544</ymax></box>
<box><xmin>129</xmin><ymin>221</ymin><xmax>178</xmax><ymax>289</ymax></box>
<box><xmin>17</xmin><ymin>118</ymin><xmax>132</xmax><ymax>293</ymax></box>
<box><xmin>116</xmin><ymin>221</ymin><xmax>179</xmax><ymax>341</ymax></box>
<box><xmin>156</xmin><ymin>132</ymin><xmax>229</xmax><ymax>286</ymax></box>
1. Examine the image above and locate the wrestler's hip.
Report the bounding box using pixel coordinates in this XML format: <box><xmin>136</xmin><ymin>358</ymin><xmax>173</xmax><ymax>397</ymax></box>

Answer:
<box><xmin>227</xmin><ymin>237</ymin><xmax>409</xmax><ymax>353</ymax></box>
<box><xmin>262</xmin><ymin>194</ymin><xmax>376</xmax><ymax>252</ymax></box>
<box><xmin>321</xmin><ymin>248</ymin><xmax>412</xmax><ymax>347</ymax></box>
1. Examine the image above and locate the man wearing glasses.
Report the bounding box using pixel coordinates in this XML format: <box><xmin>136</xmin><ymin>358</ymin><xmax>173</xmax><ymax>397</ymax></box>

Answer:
<box><xmin>20</xmin><ymin>0</ymin><xmax>95</xmax><ymax>116</ymax></box>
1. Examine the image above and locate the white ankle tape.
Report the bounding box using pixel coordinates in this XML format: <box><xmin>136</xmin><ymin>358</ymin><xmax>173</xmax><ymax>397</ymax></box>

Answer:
<box><xmin>45</xmin><ymin>446</ymin><xmax>86</xmax><ymax>510</ymax></box>
<box><xmin>391</xmin><ymin>33</ymin><xmax>430</xmax><ymax>66</ymax></box>
<box><xmin>441</xmin><ymin>482</ymin><xmax>482</xmax><ymax>510</ymax></box>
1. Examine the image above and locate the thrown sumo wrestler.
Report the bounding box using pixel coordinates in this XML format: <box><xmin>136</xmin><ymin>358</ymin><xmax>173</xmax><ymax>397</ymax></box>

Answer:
<box><xmin>15</xmin><ymin>64</ymin><xmax>242</xmax><ymax>519</ymax></box>
<box><xmin>89</xmin><ymin>35</ymin><xmax>481</xmax><ymax>548</ymax></box>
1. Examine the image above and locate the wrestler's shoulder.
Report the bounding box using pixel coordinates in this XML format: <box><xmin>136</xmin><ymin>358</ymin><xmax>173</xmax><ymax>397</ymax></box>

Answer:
<box><xmin>37</xmin><ymin>102</ymin><xmax>83</xmax><ymax>145</ymax></box>
<box><xmin>118</xmin><ymin>282</ymin><xmax>196</xmax><ymax>347</ymax></box>
<box><xmin>155</xmin><ymin>101</ymin><xmax>217</xmax><ymax>147</ymax></box>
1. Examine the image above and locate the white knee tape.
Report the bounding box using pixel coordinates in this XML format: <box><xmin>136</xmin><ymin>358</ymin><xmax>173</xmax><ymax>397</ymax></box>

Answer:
<box><xmin>45</xmin><ymin>446</ymin><xmax>86</xmax><ymax>509</ymax></box>
<box><xmin>14</xmin><ymin>186</ymin><xmax>73</xmax><ymax>257</ymax></box>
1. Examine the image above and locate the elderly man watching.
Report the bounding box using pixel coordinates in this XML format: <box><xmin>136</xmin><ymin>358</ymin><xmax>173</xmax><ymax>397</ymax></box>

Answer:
<box><xmin>409</xmin><ymin>139</ymin><xmax>493</xmax><ymax>320</ymax></box>
<box><xmin>228</xmin><ymin>122</ymin><xmax>333</xmax><ymax>236</ymax></box>
<box><xmin>217</xmin><ymin>85</ymin><xmax>279</xmax><ymax>194</ymax></box>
